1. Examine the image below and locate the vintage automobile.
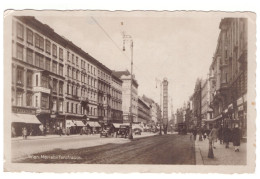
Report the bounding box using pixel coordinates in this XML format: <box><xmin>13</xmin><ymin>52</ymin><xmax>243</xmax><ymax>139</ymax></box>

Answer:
<box><xmin>100</xmin><ymin>126</ymin><xmax>114</xmax><ymax>138</ymax></box>
<box><xmin>133</xmin><ymin>128</ymin><xmax>142</xmax><ymax>135</ymax></box>
<box><xmin>116</xmin><ymin>126</ymin><xmax>129</xmax><ymax>138</ymax></box>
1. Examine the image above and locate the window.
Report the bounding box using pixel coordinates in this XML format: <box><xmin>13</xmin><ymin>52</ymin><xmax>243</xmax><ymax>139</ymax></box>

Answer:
<box><xmin>91</xmin><ymin>66</ymin><xmax>93</xmax><ymax>74</ymax></box>
<box><xmin>67</xmin><ymin>102</ymin><xmax>69</xmax><ymax>112</ymax></box>
<box><xmin>41</xmin><ymin>94</ymin><xmax>49</xmax><ymax>109</ymax></box>
<box><xmin>39</xmin><ymin>36</ymin><xmax>44</xmax><ymax>50</ymax></box>
<box><xmin>45</xmin><ymin>40</ymin><xmax>51</xmax><ymax>54</ymax></box>
<box><xmin>76</xmin><ymin>104</ymin><xmax>78</xmax><ymax>114</ymax></box>
<box><xmin>59</xmin><ymin>101</ymin><xmax>63</xmax><ymax>112</ymax></box>
<box><xmin>35</xmin><ymin>53</ymin><xmax>40</xmax><ymax>67</ymax></box>
<box><xmin>45</xmin><ymin>58</ymin><xmax>51</xmax><ymax>71</ymax></box>
<box><xmin>81</xmin><ymin>74</ymin><xmax>84</xmax><ymax>82</ymax></box>
<box><xmin>94</xmin><ymin>68</ymin><xmax>95</xmax><ymax>75</ymax></box>
<box><xmin>16</xmin><ymin>22</ymin><xmax>24</xmax><ymax>40</ymax></box>
<box><xmin>16</xmin><ymin>44</ymin><xmax>23</xmax><ymax>60</ymax></box>
<box><xmin>41</xmin><ymin>76</ymin><xmax>49</xmax><ymax>88</ymax></box>
<box><xmin>59</xmin><ymin>82</ymin><xmax>63</xmax><ymax>94</ymax></box>
<box><xmin>76</xmin><ymin>57</ymin><xmax>78</xmax><ymax>66</ymax></box>
<box><xmin>52</xmin><ymin>62</ymin><xmax>57</xmax><ymax>74</ymax></box>
<box><xmin>26</xmin><ymin>71</ymin><xmax>33</xmax><ymax>88</ymax></box>
<box><xmin>26</xmin><ymin>48</ymin><xmax>33</xmax><ymax>64</ymax></box>
<box><xmin>16</xmin><ymin>91</ymin><xmax>23</xmax><ymax>106</ymax></box>
<box><xmin>52</xmin><ymin>44</ymin><xmax>57</xmax><ymax>57</ymax></box>
<box><xmin>26</xmin><ymin>93</ymin><xmax>32</xmax><ymax>106</ymax></box>
<box><xmin>67</xmin><ymin>66</ymin><xmax>70</xmax><ymax>77</ymax></box>
<box><xmin>81</xmin><ymin>60</ymin><xmax>84</xmax><ymax>68</ymax></box>
<box><xmin>59</xmin><ymin>65</ymin><xmax>63</xmax><ymax>76</ymax></box>
<box><xmin>39</xmin><ymin>55</ymin><xmax>44</xmax><ymax>69</ymax></box>
<box><xmin>16</xmin><ymin>67</ymin><xmax>24</xmax><ymax>85</ymax></box>
<box><xmin>71</xmin><ymin>103</ymin><xmax>74</xmax><ymax>113</ymax></box>
<box><xmin>67</xmin><ymin>51</ymin><xmax>70</xmax><ymax>61</ymax></box>
<box><xmin>35</xmin><ymin>33</ymin><xmax>40</xmax><ymax>48</ymax></box>
<box><xmin>53</xmin><ymin>80</ymin><xmax>57</xmax><ymax>93</ymax></box>
<box><xmin>36</xmin><ymin>75</ymin><xmax>38</xmax><ymax>86</ymax></box>
<box><xmin>67</xmin><ymin>84</ymin><xmax>70</xmax><ymax>94</ymax></box>
<box><xmin>88</xmin><ymin>64</ymin><xmax>90</xmax><ymax>72</ymax></box>
<box><xmin>72</xmin><ymin>54</ymin><xmax>74</xmax><ymax>64</ymax></box>
<box><xmin>35</xmin><ymin>96</ymin><xmax>38</xmax><ymax>107</ymax></box>
<box><xmin>59</xmin><ymin>48</ymin><xmax>63</xmax><ymax>60</ymax></box>
<box><xmin>27</xmin><ymin>29</ymin><xmax>33</xmax><ymax>44</ymax></box>
<box><xmin>76</xmin><ymin>71</ymin><xmax>78</xmax><ymax>80</ymax></box>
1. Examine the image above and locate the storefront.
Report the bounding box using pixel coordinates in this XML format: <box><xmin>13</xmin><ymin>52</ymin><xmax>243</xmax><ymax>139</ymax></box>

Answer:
<box><xmin>237</xmin><ymin>94</ymin><xmax>247</xmax><ymax>140</ymax></box>
<box><xmin>11</xmin><ymin>112</ymin><xmax>42</xmax><ymax>137</ymax></box>
<box><xmin>87</xmin><ymin>121</ymin><xmax>101</xmax><ymax>134</ymax></box>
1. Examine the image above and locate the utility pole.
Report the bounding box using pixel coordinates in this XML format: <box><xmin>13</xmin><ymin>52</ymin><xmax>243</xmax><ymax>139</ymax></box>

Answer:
<box><xmin>155</xmin><ymin>78</ymin><xmax>162</xmax><ymax>135</ymax></box>
<box><xmin>122</xmin><ymin>31</ymin><xmax>134</xmax><ymax>140</ymax></box>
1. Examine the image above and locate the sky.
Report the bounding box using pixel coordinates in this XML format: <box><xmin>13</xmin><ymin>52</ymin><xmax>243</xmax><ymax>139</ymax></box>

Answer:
<box><xmin>34</xmin><ymin>11</ymin><xmax>223</xmax><ymax>115</ymax></box>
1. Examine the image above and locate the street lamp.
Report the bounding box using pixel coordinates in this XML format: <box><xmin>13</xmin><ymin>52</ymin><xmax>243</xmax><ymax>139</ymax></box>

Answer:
<box><xmin>155</xmin><ymin>78</ymin><xmax>162</xmax><ymax>135</ymax></box>
<box><xmin>122</xmin><ymin>32</ymin><xmax>134</xmax><ymax>140</ymax></box>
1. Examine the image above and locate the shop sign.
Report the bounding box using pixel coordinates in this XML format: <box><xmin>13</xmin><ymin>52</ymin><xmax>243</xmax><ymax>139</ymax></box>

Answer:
<box><xmin>12</xmin><ymin>106</ymin><xmax>36</xmax><ymax>115</ymax></box>
<box><xmin>50</xmin><ymin>114</ymin><xmax>56</xmax><ymax>118</ymax></box>
<box><xmin>237</xmin><ymin>97</ymin><xmax>243</xmax><ymax>106</ymax></box>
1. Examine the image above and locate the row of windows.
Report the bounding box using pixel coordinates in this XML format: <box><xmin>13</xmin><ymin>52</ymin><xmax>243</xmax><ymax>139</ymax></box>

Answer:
<box><xmin>66</xmin><ymin>84</ymin><xmax>97</xmax><ymax>101</ymax></box>
<box><xmin>66</xmin><ymin>102</ymin><xmax>96</xmax><ymax>116</ymax></box>
<box><xmin>16</xmin><ymin>21</ymin><xmax>64</xmax><ymax>60</ymax></box>
<box><xmin>67</xmin><ymin>66</ymin><xmax>97</xmax><ymax>88</ymax></box>
<box><xmin>16</xmin><ymin>44</ymin><xmax>63</xmax><ymax>76</ymax></box>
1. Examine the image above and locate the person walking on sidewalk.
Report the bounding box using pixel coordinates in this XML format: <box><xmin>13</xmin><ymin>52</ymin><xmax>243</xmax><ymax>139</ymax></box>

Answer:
<box><xmin>223</xmin><ymin>126</ymin><xmax>232</xmax><ymax>148</ymax></box>
<box><xmin>232</xmin><ymin>124</ymin><xmax>241</xmax><ymax>152</ymax></box>
<box><xmin>218</xmin><ymin>126</ymin><xmax>223</xmax><ymax>144</ymax></box>
<box><xmin>22</xmin><ymin>127</ymin><xmax>28</xmax><ymax>139</ymax></box>
<box><xmin>209</xmin><ymin>125</ymin><xmax>218</xmax><ymax>149</ymax></box>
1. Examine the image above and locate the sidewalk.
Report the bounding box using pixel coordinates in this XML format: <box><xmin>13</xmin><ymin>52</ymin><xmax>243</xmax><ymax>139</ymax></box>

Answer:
<box><xmin>195</xmin><ymin>137</ymin><xmax>246</xmax><ymax>165</ymax></box>
<box><xmin>12</xmin><ymin>132</ymin><xmax>157</xmax><ymax>141</ymax></box>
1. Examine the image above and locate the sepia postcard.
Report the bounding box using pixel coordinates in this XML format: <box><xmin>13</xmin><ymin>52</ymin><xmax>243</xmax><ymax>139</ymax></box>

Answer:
<box><xmin>3</xmin><ymin>10</ymin><xmax>256</xmax><ymax>173</ymax></box>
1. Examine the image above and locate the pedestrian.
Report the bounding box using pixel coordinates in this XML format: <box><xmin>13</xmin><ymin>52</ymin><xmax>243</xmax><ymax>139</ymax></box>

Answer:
<box><xmin>11</xmin><ymin>126</ymin><xmax>16</xmax><ymax>138</ymax></box>
<box><xmin>208</xmin><ymin>125</ymin><xmax>218</xmax><ymax>149</ymax></box>
<box><xmin>22</xmin><ymin>127</ymin><xmax>28</xmax><ymax>139</ymax></box>
<box><xmin>57</xmin><ymin>126</ymin><xmax>62</xmax><ymax>136</ymax></box>
<box><xmin>232</xmin><ymin>124</ymin><xmax>241</xmax><ymax>152</ymax></box>
<box><xmin>203</xmin><ymin>130</ymin><xmax>207</xmax><ymax>140</ymax></box>
<box><xmin>192</xmin><ymin>128</ymin><xmax>197</xmax><ymax>141</ymax></box>
<box><xmin>223</xmin><ymin>126</ymin><xmax>232</xmax><ymax>148</ymax></box>
<box><xmin>218</xmin><ymin>126</ymin><xmax>223</xmax><ymax>144</ymax></box>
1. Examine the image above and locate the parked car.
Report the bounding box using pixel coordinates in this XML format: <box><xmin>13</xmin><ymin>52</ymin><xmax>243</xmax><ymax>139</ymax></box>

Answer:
<box><xmin>134</xmin><ymin>128</ymin><xmax>142</xmax><ymax>135</ymax></box>
<box><xmin>100</xmin><ymin>127</ymin><xmax>114</xmax><ymax>137</ymax></box>
<box><xmin>116</xmin><ymin>126</ymin><xmax>129</xmax><ymax>138</ymax></box>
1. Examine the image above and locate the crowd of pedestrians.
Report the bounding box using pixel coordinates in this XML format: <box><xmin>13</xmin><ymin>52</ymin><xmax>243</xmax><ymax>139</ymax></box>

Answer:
<box><xmin>191</xmin><ymin>123</ymin><xmax>242</xmax><ymax>152</ymax></box>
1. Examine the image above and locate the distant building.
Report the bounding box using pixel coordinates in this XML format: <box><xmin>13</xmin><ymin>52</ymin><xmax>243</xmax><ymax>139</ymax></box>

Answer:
<box><xmin>137</xmin><ymin>97</ymin><xmax>151</xmax><ymax>125</ymax></box>
<box><xmin>142</xmin><ymin>95</ymin><xmax>160</xmax><ymax>124</ymax></box>
<box><xmin>112</xmin><ymin>70</ymin><xmax>138</xmax><ymax>123</ymax></box>
<box><xmin>162</xmin><ymin>78</ymin><xmax>168</xmax><ymax>132</ymax></box>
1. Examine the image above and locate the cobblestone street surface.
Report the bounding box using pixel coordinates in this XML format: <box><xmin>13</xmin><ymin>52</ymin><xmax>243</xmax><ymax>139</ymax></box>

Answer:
<box><xmin>15</xmin><ymin>134</ymin><xmax>195</xmax><ymax>164</ymax></box>
<box><xmin>195</xmin><ymin>136</ymin><xmax>246</xmax><ymax>165</ymax></box>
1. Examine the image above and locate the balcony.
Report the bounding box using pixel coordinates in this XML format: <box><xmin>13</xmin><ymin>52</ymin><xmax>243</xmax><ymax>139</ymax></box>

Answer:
<box><xmin>33</xmin><ymin>86</ymin><xmax>51</xmax><ymax>94</ymax></box>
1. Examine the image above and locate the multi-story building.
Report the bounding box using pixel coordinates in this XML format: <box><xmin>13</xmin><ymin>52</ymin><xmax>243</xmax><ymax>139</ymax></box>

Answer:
<box><xmin>162</xmin><ymin>78</ymin><xmax>168</xmax><ymax>133</ymax></box>
<box><xmin>142</xmin><ymin>95</ymin><xmax>160</xmax><ymax>124</ymax></box>
<box><xmin>97</xmin><ymin>64</ymin><xmax>112</xmax><ymax>124</ymax></box>
<box><xmin>11</xmin><ymin>16</ymin><xmax>67</xmax><ymax>135</ymax></box>
<box><xmin>210</xmin><ymin>18</ymin><xmax>247</xmax><ymax>139</ymax></box>
<box><xmin>191</xmin><ymin>79</ymin><xmax>202</xmax><ymax>128</ymax></box>
<box><xmin>112</xmin><ymin>70</ymin><xmax>138</xmax><ymax>123</ymax></box>
<box><xmin>137</xmin><ymin>97</ymin><xmax>151</xmax><ymax>125</ymax></box>
<box><xmin>110</xmin><ymin>73</ymin><xmax>123</xmax><ymax>123</ymax></box>
<box><xmin>11</xmin><ymin>16</ymin><xmax>120</xmax><ymax>136</ymax></box>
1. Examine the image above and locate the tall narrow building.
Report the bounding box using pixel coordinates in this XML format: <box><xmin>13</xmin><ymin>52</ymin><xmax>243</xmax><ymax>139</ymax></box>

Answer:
<box><xmin>162</xmin><ymin>78</ymin><xmax>168</xmax><ymax>133</ymax></box>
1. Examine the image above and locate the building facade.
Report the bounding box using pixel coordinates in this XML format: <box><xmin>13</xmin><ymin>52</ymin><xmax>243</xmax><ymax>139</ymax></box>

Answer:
<box><xmin>111</xmin><ymin>74</ymin><xmax>123</xmax><ymax>123</ymax></box>
<box><xmin>210</xmin><ymin>18</ymin><xmax>247</xmax><ymax>139</ymax></box>
<box><xmin>11</xmin><ymin>16</ymin><xmax>121</xmax><ymax>136</ymax></box>
<box><xmin>162</xmin><ymin>78</ymin><xmax>168</xmax><ymax>133</ymax></box>
<box><xmin>137</xmin><ymin>97</ymin><xmax>151</xmax><ymax>125</ymax></box>
<box><xmin>112</xmin><ymin>70</ymin><xmax>138</xmax><ymax>123</ymax></box>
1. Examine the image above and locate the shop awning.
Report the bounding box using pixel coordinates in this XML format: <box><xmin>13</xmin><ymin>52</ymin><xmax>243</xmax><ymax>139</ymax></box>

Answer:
<box><xmin>87</xmin><ymin>121</ymin><xmax>101</xmax><ymax>127</ymax></box>
<box><xmin>112</xmin><ymin>123</ymin><xmax>122</xmax><ymax>128</ymax></box>
<box><xmin>132</xmin><ymin>124</ymin><xmax>143</xmax><ymax>130</ymax></box>
<box><xmin>74</xmin><ymin>121</ymin><xmax>85</xmax><ymax>127</ymax></box>
<box><xmin>12</xmin><ymin>113</ymin><xmax>41</xmax><ymax>124</ymax></box>
<box><xmin>66</xmin><ymin>120</ymin><xmax>75</xmax><ymax>127</ymax></box>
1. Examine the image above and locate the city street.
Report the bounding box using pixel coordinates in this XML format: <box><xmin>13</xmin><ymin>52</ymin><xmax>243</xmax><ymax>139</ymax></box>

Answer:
<box><xmin>14</xmin><ymin>134</ymin><xmax>195</xmax><ymax>164</ymax></box>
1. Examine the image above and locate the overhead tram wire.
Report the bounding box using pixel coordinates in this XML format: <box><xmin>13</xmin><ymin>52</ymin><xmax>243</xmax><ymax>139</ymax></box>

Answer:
<box><xmin>90</xmin><ymin>16</ymin><xmax>168</xmax><ymax>102</ymax></box>
<box><xmin>90</xmin><ymin>16</ymin><xmax>154</xmax><ymax>82</ymax></box>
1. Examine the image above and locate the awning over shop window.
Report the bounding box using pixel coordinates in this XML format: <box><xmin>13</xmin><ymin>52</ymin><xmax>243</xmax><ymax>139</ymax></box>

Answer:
<box><xmin>12</xmin><ymin>113</ymin><xmax>41</xmax><ymax>124</ymax></box>
<box><xmin>132</xmin><ymin>124</ymin><xmax>143</xmax><ymax>130</ymax></box>
<box><xmin>112</xmin><ymin>123</ymin><xmax>122</xmax><ymax>128</ymax></box>
<box><xmin>73</xmin><ymin>121</ymin><xmax>85</xmax><ymax>127</ymax></box>
<box><xmin>66</xmin><ymin>120</ymin><xmax>75</xmax><ymax>127</ymax></box>
<box><xmin>87</xmin><ymin>121</ymin><xmax>101</xmax><ymax>127</ymax></box>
